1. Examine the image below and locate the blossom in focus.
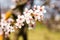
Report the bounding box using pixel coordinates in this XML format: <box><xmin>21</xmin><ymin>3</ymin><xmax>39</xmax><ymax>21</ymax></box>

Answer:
<box><xmin>15</xmin><ymin>15</ymin><xmax>25</xmax><ymax>28</ymax></box>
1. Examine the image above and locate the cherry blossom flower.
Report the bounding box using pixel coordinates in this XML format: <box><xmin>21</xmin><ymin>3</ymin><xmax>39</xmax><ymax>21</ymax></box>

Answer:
<box><xmin>1</xmin><ymin>17</ymin><xmax>15</xmax><ymax>35</ymax></box>
<box><xmin>0</xmin><ymin>5</ymin><xmax>46</xmax><ymax>33</ymax></box>
<box><xmin>33</xmin><ymin>5</ymin><xmax>37</xmax><ymax>11</ymax></box>
<box><xmin>33</xmin><ymin>10</ymin><xmax>40</xmax><ymax>21</ymax></box>
<box><xmin>15</xmin><ymin>15</ymin><xmax>25</xmax><ymax>28</ymax></box>
<box><xmin>40</xmin><ymin>6</ymin><xmax>46</xmax><ymax>13</ymax></box>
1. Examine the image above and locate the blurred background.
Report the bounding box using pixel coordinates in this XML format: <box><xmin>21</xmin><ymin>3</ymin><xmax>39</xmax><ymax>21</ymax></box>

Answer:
<box><xmin>0</xmin><ymin>0</ymin><xmax>60</xmax><ymax>40</ymax></box>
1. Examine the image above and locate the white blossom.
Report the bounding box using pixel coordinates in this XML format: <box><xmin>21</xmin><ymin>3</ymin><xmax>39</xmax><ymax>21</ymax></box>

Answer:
<box><xmin>0</xmin><ymin>5</ymin><xmax>46</xmax><ymax>34</ymax></box>
<box><xmin>15</xmin><ymin>15</ymin><xmax>25</xmax><ymax>28</ymax></box>
<box><xmin>40</xmin><ymin>6</ymin><xmax>46</xmax><ymax>13</ymax></box>
<box><xmin>0</xmin><ymin>27</ymin><xmax>3</xmax><ymax>35</ymax></box>
<box><xmin>33</xmin><ymin>5</ymin><xmax>37</xmax><ymax>11</ymax></box>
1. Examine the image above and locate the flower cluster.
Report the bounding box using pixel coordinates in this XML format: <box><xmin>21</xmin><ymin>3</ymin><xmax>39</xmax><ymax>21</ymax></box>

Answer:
<box><xmin>15</xmin><ymin>5</ymin><xmax>46</xmax><ymax>29</ymax></box>
<box><xmin>33</xmin><ymin>5</ymin><xmax>46</xmax><ymax>21</ymax></box>
<box><xmin>0</xmin><ymin>18</ymin><xmax>15</xmax><ymax>35</ymax></box>
<box><xmin>0</xmin><ymin>5</ymin><xmax>46</xmax><ymax>35</ymax></box>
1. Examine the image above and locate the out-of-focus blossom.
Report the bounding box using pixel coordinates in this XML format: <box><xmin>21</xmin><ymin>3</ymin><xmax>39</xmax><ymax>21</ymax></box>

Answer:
<box><xmin>39</xmin><ymin>6</ymin><xmax>46</xmax><ymax>13</ymax></box>
<box><xmin>33</xmin><ymin>5</ymin><xmax>37</xmax><ymax>11</ymax></box>
<box><xmin>1</xmin><ymin>14</ymin><xmax>5</xmax><ymax>19</ymax></box>
<box><xmin>12</xmin><ymin>0</ymin><xmax>16</xmax><ymax>2</ymax></box>
<box><xmin>10</xmin><ymin>5</ymin><xmax>16</xmax><ymax>9</ymax></box>
<box><xmin>55</xmin><ymin>14</ymin><xmax>60</xmax><ymax>21</ymax></box>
